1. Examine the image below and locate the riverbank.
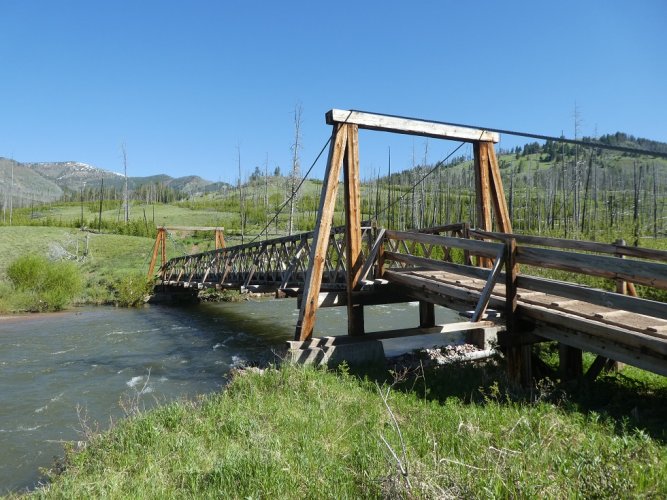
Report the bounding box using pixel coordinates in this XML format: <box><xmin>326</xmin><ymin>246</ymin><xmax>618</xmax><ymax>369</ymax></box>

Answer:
<box><xmin>25</xmin><ymin>360</ymin><xmax>667</xmax><ymax>498</ymax></box>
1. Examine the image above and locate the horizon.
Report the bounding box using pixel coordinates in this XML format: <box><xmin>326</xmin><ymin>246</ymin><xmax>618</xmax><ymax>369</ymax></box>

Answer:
<box><xmin>1</xmin><ymin>1</ymin><xmax>665</xmax><ymax>183</ymax></box>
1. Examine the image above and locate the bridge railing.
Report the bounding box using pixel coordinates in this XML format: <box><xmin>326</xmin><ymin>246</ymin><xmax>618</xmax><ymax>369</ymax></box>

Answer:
<box><xmin>159</xmin><ymin>223</ymin><xmax>375</xmax><ymax>290</ymax></box>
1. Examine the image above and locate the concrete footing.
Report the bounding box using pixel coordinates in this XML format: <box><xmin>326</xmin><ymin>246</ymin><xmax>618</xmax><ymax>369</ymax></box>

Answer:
<box><xmin>288</xmin><ymin>339</ymin><xmax>386</xmax><ymax>368</ymax></box>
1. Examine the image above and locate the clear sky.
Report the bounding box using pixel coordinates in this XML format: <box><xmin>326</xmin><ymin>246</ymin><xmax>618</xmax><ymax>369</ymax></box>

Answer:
<box><xmin>1</xmin><ymin>0</ymin><xmax>665</xmax><ymax>183</ymax></box>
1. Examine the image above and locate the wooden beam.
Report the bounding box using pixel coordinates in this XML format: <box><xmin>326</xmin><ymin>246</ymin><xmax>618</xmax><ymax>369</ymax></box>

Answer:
<box><xmin>326</xmin><ymin>109</ymin><xmax>500</xmax><ymax>143</ymax></box>
<box><xmin>343</xmin><ymin>124</ymin><xmax>365</xmax><ymax>336</ymax></box>
<box><xmin>295</xmin><ymin>124</ymin><xmax>347</xmax><ymax>341</ymax></box>
<box><xmin>471</xmin><ymin>245</ymin><xmax>506</xmax><ymax>322</ymax></box>
<box><xmin>164</xmin><ymin>226</ymin><xmax>224</xmax><ymax>231</ymax></box>
<box><xmin>385</xmin><ymin>230</ymin><xmax>503</xmax><ymax>257</ymax></box>
<box><xmin>486</xmin><ymin>144</ymin><xmax>512</xmax><ymax>233</ymax></box>
<box><xmin>517</xmin><ymin>246</ymin><xmax>667</xmax><ymax>289</ymax></box>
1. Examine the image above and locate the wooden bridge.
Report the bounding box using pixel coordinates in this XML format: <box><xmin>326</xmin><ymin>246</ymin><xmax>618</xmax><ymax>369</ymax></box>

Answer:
<box><xmin>156</xmin><ymin>110</ymin><xmax>667</xmax><ymax>382</ymax></box>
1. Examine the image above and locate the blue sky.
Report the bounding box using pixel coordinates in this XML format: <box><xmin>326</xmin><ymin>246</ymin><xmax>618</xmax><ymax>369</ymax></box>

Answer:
<box><xmin>1</xmin><ymin>0</ymin><xmax>665</xmax><ymax>183</ymax></box>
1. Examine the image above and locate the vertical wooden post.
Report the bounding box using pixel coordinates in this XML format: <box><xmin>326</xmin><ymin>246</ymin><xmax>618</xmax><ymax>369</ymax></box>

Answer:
<box><xmin>487</xmin><ymin>144</ymin><xmax>513</xmax><ymax>233</ymax></box>
<box><xmin>295</xmin><ymin>124</ymin><xmax>347</xmax><ymax>341</ymax></box>
<box><xmin>148</xmin><ymin>227</ymin><xmax>167</xmax><ymax>279</ymax></box>
<box><xmin>419</xmin><ymin>301</ymin><xmax>435</xmax><ymax>328</ymax></box>
<box><xmin>473</xmin><ymin>142</ymin><xmax>493</xmax><ymax>232</ymax></box>
<box><xmin>215</xmin><ymin>229</ymin><xmax>226</xmax><ymax>249</ymax></box>
<box><xmin>343</xmin><ymin>124</ymin><xmax>365</xmax><ymax>336</ymax></box>
<box><xmin>473</xmin><ymin>142</ymin><xmax>492</xmax><ymax>268</ymax></box>
<box><xmin>503</xmin><ymin>237</ymin><xmax>531</xmax><ymax>385</ymax></box>
<box><xmin>559</xmin><ymin>345</ymin><xmax>583</xmax><ymax>379</ymax></box>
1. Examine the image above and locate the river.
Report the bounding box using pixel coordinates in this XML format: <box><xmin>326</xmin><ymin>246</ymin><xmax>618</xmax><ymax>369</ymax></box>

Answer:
<box><xmin>0</xmin><ymin>298</ymin><xmax>460</xmax><ymax>493</ymax></box>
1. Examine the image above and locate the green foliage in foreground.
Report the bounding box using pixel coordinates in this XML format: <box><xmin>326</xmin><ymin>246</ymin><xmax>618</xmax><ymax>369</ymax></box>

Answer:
<box><xmin>34</xmin><ymin>364</ymin><xmax>666</xmax><ymax>499</ymax></box>
<box><xmin>2</xmin><ymin>255</ymin><xmax>82</xmax><ymax>312</ymax></box>
<box><xmin>112</xmin><ymin>273</ymin><xmax>154</xmax><ymax>307</ymax></box>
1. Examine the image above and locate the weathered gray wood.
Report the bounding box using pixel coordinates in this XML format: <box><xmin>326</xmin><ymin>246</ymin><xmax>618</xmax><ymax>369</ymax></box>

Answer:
<box><xmin>471</xmin><ymin>246</ymin><xmax>506</xmax><ymax>322</ymax></box>
<box><xmin>517</xmin><ymin>275</ymin><xmax>667</xmax><ymax>320</ymax></box>
<box><xmin>326</xmin><ymin>109</ymin><xmax>499</xmax><ymax>143</ymax></box>
<box><xmin>517</xmin><ymin>246</ymin><xmax>667</xmax><ymax>290</ymax></box>
<box><xmin>518</xmin><ymin>303</ymin><xmax>667</xmax><ymax>356</ymax></box>
<box><xmin>385</xmin><ymin>230</ymin><xmax>503</xmax><ymax>258</ymax></box>
<box><xmin>419</xmin><ymin>301</ymin><xmax>436</xmax><ymax>327</ymax></box>
<box><xmin>470</xmin><ymin>229</ymin><xmax>667</xmax><ymax>261</ymax></box>
<box><xmin>295</xmin><ymin>124</ymin><xmax>348</xmax><ymax>341</ymax></box>
<box><xmin>164</xmin><ymin>225</ymin><xmax>224</xmax><ymax>232</ymax></box>
<box><xmin>359</xmin><ymin>228</ymin><xmax>386</xmax><ymax>284</ymax></box>
<box><xmin>537</xmin><ymin>325</ymin><xmax>667</xmax><ymax>377</ymax></box>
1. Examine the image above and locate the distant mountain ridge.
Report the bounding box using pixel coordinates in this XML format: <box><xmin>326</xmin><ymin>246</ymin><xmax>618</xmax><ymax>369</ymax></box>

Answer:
<box><xmin>0</xmin><ymin>157</ymin><xmax>228</xmax><ymax>206</ymax></box>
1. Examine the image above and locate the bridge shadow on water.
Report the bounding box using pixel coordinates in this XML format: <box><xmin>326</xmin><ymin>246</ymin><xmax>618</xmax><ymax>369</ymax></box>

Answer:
<box><xmin>348</xmin><ymin>345</ymin><xmax>667</xmax><ymax>444</ymax></box>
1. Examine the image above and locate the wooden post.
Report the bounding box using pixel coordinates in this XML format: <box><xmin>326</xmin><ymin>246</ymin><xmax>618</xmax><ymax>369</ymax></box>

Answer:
<box><xmin>148</xmin><ymin>227</ymin><xmax>167</xmax><ymax>278</ymax></box>
<box><xmin>295</xmin><ymin>124</ymin><xmax>347</xmax><ymax>341</ymax></box>
<box><xmin>215</xmin><ymin>229</ymin><xmax>226</xmax><ymax>249</ymax></box>
<box><xmin>503</xmin><ymin>237</ymin><xmax>532</xmax><ymax>385</ymax></box>
<box><xmin>343</xmin><ymin>124</ymin><xmax>365</xmax><ymax>335</ymax></box>
<box><xmin>487</xmin><ymin>144</ymin><xmax>513</xmax><ymax>233</ymax></box>
<box><xmin>419</xmin><ymin>301</ymin><xmax>435</xmax><ymax>328</ymax></box>
<box><xmin>559</xmin><ymin>345</ymin><xmax>583</xmax><ymax>379</ymax></box>
<box><xmin>473</xmin><ymin>142</ymin><xmax>492</xmax><ymax>268</ymax></box>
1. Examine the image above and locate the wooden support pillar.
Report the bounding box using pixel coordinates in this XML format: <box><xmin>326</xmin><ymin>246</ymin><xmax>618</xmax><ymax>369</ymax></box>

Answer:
<box><xmin>295</xmin><ymin>125</ymin><xmax>348</xmax><ymax>341</ymax></box>
<box><xmin>419</xmin><ymin>301</ymin><xmax>435</xmax><ymax>328</ymax></box>
<box><xmin>215</xmin><ymin>229</ymin><xmax>226</xmax><ymax>249</ymax></box>
<box><xmin>148</xmin><ymin>227</ymin><xmax>167</xmax><ymax>279</ymax></box>
<box><xmin>473</xmin><ymin>142</ymin><xmax>492</xmax><ymax>231</ymax></box>
<box><xmin>559</xmin><ymin>344</ymin><xmax>583</xmax><ymax>380</ymax></box>
<box><xmin>343</xmin><ymin>124</ymin><xmax>365</xmax><ymax>336</ymax></box>
<box><xmin>473</xmin><ymin>142</ymin><xmax>513</xmax><ymax>266</ymax></box>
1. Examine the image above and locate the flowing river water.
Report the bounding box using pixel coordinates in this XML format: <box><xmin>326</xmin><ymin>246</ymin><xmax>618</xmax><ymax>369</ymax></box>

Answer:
<box><xmin>0</xmin><ymin>298</ymin><xmax>460</xmax><ymax>493</ymax></box>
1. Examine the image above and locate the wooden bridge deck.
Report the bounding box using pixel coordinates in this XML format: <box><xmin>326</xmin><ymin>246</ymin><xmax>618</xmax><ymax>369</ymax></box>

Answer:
<box><xmin>384</xmin><ymin>267</ymin><xmax>667</xmax><ymax>376</ymax></box>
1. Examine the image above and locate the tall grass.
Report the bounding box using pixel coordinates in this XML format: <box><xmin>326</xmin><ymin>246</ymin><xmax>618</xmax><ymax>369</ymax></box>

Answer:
<box><xmin>4</xmin><ymin>254</ymin><xmax>82</xmax><ymax>312</ymax></box>
<box><xmin>33</xmin><ymin>364</ymin><xmax>667</xmax><ymax>498</ymax></box>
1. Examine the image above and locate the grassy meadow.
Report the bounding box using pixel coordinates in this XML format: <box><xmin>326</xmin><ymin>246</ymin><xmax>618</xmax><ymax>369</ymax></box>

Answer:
<box><xmin>27</xmin><ymin>362</ymin><xmax>667</xmax><ymax>499</ymax></box>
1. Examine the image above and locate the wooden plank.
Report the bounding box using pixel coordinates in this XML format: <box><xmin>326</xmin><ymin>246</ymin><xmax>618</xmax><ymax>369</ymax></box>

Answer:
<box><xmin>471</xmin><ymin>246</ymin><xmax>506</xmax><ymax>322</ymax></box>
<box><xmin>473</xmin><ymin>141</ymin><xmax>492</xmax><ymax>235</ymax></box>
<box><xmin>164</xmin><ymin>225</ymin><xmax>224</xmax><ymax>232</ymax></box>
<box><xmin>505</xmin><ymin>238</ymin><xmax>518</xmax><ymax>334</ymax></box>
<box><xmin>343</xmin><ymin>124</ymin><xmax>364</xmax><ymax>335</ymax></box>
<box><xmin>470</xmin><ymin>229</ymin><xmax>667</xmax><ymax>261</ymax></box>
<box><xmin>486</xmin><ymin>144</ymin><xmax>513</xmax><ymax>233</ymax></box>
<box><xmin>537</xmin><ymin>324</ymin><xmax>667</xmax><ymax>377</ymax></box>
<box><xmin>295</xmin><ymin>124</ymin><xmax>347</xmax><ymax>341</ymax></box>
<box><xmin>359</xmin><ymin>228</ymin><xmax>386</xmax><ymax>282</ymax></box>
<box><xmin>383</xmin><ymin>269</ymin><xmax>506</xmax><ymax>311</ymax></box>
<box><xmin>518</xmin><ymin>303</ymin><xmax>667</xmax><ymax>356</ymax></box>
<box><xmin>326</xmin><ymin>109</ymin><xmax>499</xmax><ymax>143</ymax></box>
<box><xmin>517</xmin><ymin>246</ymin><xmax>667</xmax><ymax>290</ymax></box>
<box><xmin>385</xmin><ymin>230</ymin><xmax>503</xmax><ymax>257</ymax></box>
<box><xmin>517</xmin><ymin>275</ymin><xmax>667</xmax><ymax>320</ymax></box>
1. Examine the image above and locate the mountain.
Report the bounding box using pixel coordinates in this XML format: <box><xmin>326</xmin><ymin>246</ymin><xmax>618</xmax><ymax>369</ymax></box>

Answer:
<box><xmin>0</xmin><ymin>157</ymin><xmax>229</xmax><ymax>207</ymax></box>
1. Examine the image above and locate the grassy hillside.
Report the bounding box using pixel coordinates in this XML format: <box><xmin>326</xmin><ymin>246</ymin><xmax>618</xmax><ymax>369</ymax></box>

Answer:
<box><xmin>0</xmin><ymin>227</ymin><xmax>157</xmax><ymax>311</ymax></box>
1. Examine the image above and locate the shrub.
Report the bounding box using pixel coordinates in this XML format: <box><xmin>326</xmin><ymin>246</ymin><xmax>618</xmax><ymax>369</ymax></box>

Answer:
<box><xmin>113</xmin><ymin>273</ymin><xmax>153</xmax><ymax>307</ymax></box>
<box><xmin>6</xmin><ymin>254</ymin><xmax>82</xmax><ymax>311</ymax></box>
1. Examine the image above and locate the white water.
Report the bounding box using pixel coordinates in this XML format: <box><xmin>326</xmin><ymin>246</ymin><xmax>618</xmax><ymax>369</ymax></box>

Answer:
<box><xmin>0</xmin><ymin>298</ymin><xmax>461</xmax><ymax>493</ymax></box>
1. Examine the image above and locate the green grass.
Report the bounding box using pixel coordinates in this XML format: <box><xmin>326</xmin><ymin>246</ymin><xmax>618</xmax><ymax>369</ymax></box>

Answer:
<box><xmin>29</xmin><ymin>363</ymin><xmax>667</xmax><ymax>499</ymax></box>
<box><xmin>0</xmin><ymin>227</ymin><xmax>159</xmax><ymax>310</ymax></box>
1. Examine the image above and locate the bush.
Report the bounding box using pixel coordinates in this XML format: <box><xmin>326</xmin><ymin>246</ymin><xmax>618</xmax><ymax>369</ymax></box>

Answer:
<box><xmin>6</xmin><ymin>254</ymin><xmax>82</xmax><ymax>311</ymax></box>
<box><xmin>113</xmin><ymin>273</ymin><xmax>153</xmax><ymax>307</ymax></box>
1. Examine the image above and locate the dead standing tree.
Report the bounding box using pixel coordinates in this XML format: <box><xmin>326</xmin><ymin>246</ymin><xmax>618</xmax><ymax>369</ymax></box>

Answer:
<box><xmin>288</xmin><ymin>104</ymin><xmax>303</xmax><ymax>236</ymax></box>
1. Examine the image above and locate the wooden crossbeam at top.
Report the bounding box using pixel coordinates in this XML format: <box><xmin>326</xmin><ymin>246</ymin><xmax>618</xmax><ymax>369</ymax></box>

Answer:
<box><xmin>163</xmin><ymin>226</ymin><xmax>224</xmax><ymax>231</ymax></box>
<box><xmin>326</xmin><ymin>109</ymin><xmax>500</xmax><ymax>143</ymax></box>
